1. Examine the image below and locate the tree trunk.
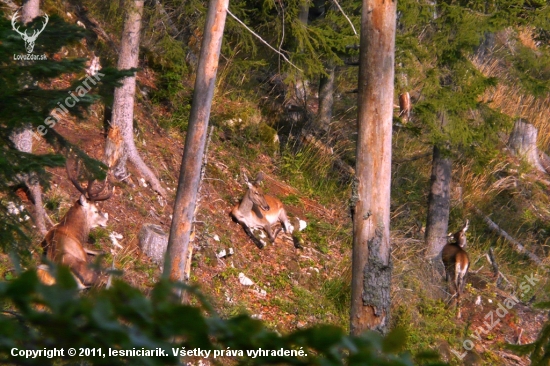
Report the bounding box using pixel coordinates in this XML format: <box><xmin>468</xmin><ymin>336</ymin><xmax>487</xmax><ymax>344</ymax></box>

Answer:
<box><xmin>316</xmin><ymin>65</ymin><xmax>335</xmax><ymax>132</ymax></box>
<box><xmin>507</xmin><ymin>119</ymin><xmax>546</xmax><ymax>174</ymax></box>
<box><xmin>165</xmin><ymin>0</ymin><xmax>228</xmax><ymax>292</ymax></box>
<box><xmin>350</xmin><ymin>0</ymin><xmax>396</xmax><ymax>336</ymax></box>
<box><xmin>138</xmin><ymin>223</ymin><xmax>168</xmax><ymax>270</ymax></box>
<box><xmin>21</xmin><ymin>0</ymin><xmax>40</xmax><ymax>23</ymax></box>
<box><xmin>294</xmin><ymin>1</ymin><xmax>309</xmax><ymax>104</ymax></box>
<box><xmin>425</xmin><ymin>145</ymin><xmax>452</xmax><ymax>261</ymax></box>
<box><xmin>9</xmin><ymin>0</ymin><xmax>48</xmax><ymax>235</ymax></box>
<box><xmin>104</xmin><ymin>0</ymin><xmax>166</xmax><ymax>196</ymax></box>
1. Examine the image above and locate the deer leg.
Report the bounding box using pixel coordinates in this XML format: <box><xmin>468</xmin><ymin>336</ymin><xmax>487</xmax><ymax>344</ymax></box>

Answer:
<box><xmin>84</xmin><ymin>248</ymin><xmax>102</xmax><ymax>256</ymax></box>
<box><xmin>265</xmin><ymin>223</ymin><xmax>281</xmax><ymax>243</ymax></box>
<box><xmin>243</xmin><ymin>225</ymin><xmax>265</xmax><ymax>249</ymax></box>
<box><xmin>70</xmin><ymin>259</ymin><xmax>98</xmax><ymax>288</ymax></box>
<box><xmin>279</xmin><ymin>210</ymin><xmax>292</xmax><ymax>234</ymax></box>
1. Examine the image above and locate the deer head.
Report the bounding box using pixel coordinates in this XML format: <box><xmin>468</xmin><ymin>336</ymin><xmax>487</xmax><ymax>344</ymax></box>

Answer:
<box><xmin>66</xmin><ymin>158</ymin><xmax>112</xmax><ymax>229</ymax></box>
<box><xmin>11</xmin><ymin>8</ymin><xmax>49</xmax><ymax>53</ymax></box>
<box><xmin>243</xmin><ymin>172</ymin><xmax>270</xmax><ymax>211</ymax></box>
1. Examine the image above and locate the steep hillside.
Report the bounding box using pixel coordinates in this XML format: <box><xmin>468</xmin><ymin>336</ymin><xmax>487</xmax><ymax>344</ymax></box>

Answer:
<box><xmin>1</xmin><ymin>1</ymin><xmax>550</xmax><ymax>365</ymax></box>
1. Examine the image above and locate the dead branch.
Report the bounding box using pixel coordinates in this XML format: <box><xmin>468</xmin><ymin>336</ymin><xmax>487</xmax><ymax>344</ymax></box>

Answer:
<box><xmin>226</xmin><ymin>9</ymin><xmax>302</xmax><ymax>72</ymax></box>
<box><xmin>473</xmin><ymin>206</ymin><xmax>543</xmax><ymax>266</ymax></box>
<box><xmin>331</xmin><ymin>0</ymin><xmax>358</xmax><ymax>36</ymax></box>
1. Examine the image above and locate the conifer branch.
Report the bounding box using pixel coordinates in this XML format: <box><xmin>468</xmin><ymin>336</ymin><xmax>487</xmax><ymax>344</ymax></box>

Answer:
<box><xmin>331</xmin><ymin>0</ymin><xmax>358</xmax><ymax>37</ymax></box>
<box><xmin>227</xmin><ymin>9</ymin><xmax>303</xmax><ymax>72</ymax></box>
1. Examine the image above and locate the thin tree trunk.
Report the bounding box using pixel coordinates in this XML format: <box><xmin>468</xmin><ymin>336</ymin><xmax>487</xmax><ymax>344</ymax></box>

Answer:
<box><xmin>425</xmin><ymin>145</ymin><xmax>452</xmax><ymax>261</ymax></box>
<box><xmin>316</xmin><ymin>64</ymin><xmax>335</xmax><ymax>132</ymax></box>
<box><xmin>21</xmin><ymin>0</ymin><xmax>40</xmax><ymax>23</ymax></box>
<box><xmin>165</xmin><ymin>0</ymin><xmax>228</xmax><ymax>294</ymax></box>
<box><xmin>105</xmin><ymin>0</ymin><xmax>166</xmax><ymax>196</ymax></box>
<box><xmin>10</xmin><ymin>0</ymin><xmax>48</xmax><ymax>235</ymax></box>
<box><xmin>350</xmin><ymin>0</ymin><xmax>396</xmax><ymax>336</ymax></box>
<box><xmin>295</xmin><ymin>1</ymin><xmax>309</xmax><ymax>104</ymax></box>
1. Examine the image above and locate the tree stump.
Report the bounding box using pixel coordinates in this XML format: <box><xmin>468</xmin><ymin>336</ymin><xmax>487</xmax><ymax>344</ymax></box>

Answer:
<box><xmin>507</xmin><ymin>119</ymin><xmax>546</xmax><ymax>173</ymax></box>
<box><xmin>138</xmin><ymin>224</ymin><xmax>168</xmax><ymax>270</ymax></box>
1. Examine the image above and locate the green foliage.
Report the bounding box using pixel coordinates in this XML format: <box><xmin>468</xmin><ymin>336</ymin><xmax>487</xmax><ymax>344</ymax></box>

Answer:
<box><xmin>0</xmin><ymin>268</ymin><xmax>446</xmax><ymax>366</ymax></box>
<box><xmin>280</xmin><ymin>141</ymin><xmax>348</xmax><ymax>203</ymax></box>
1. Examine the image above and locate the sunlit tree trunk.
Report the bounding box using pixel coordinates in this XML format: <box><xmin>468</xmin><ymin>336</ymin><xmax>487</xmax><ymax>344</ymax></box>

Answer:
<box><xmin>350</xmin><ymin>0</ymin><xmax>396</xmax><ymax>335</ymax></box>
<box><xmin>105</xmin><ymin>0</ymin><xmax>166</xmax><ymax>196</ymax></box>
<box><xmin>165</xmin><ymin>0</ymin><xmax>228</xmax><ymax>296</ymax></box>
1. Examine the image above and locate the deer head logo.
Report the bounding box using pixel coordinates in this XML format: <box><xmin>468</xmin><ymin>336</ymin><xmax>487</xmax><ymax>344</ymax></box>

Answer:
<box><xmin>11</xmin><ymin>9</ymin><xmax>49</xmax><ymax>54</ymax></box>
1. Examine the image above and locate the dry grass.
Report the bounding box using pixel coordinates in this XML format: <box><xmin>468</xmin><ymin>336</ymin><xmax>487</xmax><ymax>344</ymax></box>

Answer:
<box><xmin>471</xmin><ymin>30</ymin><xmax>550</xmax><ymax>149</ymax></box>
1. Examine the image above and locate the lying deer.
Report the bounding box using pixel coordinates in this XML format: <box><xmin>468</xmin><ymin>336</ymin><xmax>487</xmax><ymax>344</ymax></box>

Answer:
<box><xmin>441</xmin><ymin>219</ymin><xmax>470</xmax><ymax>318</ymax></box>
<box><xmin>231</xmin><ymin>172</ymin><xmax>294</xmax><ymax>249</ymax></box>
<box><xmin>38</xmin><ymin>160</ymin><xmax>112</xmax><ymax>288</ymax></box>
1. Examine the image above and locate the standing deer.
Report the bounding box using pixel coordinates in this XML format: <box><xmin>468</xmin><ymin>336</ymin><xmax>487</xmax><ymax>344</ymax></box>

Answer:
<box><xmin>441</xmin><ymin>219</ymin><xmax>470</xmax><ymax>318</ymax></box>
<box><xmin>38</xmin><ymin>160</ymin><xmax>112</xmax><ymax>288</ymax></box>
<box><xmin>231</xmin><ymin>172</ymin><xmax>294</xmax><ymax>249</ymax></box>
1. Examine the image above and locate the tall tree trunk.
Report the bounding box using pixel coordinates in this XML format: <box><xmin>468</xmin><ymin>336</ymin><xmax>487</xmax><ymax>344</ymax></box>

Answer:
<box><xmin>165</xmin><ymin>0</ymin><xmax>228</xmax><ymax>294</ymax></box>
<box><xmin>316</xmin><ymin>64</ymin><xmax>335</xmax><ymax>133</ymax></box>
<box><xmin>425</xmin><ymin>145</ymin><xmax>452</xmax><ymax>261</ymax></box>
<box><xmin>294</xmin><ymin>1</ymin><xmax>309</xmax><ymax>105</ymax></box>
<box><xmin>10</xmin><ymin>0</ymin><xmax>47</xmax><ymax>235</ymax></box>
<box><xmin>104</xmin><ymin>0</ymin><xmax>166</xmax><ymax>196</ymax></box>
<box><xmin>350</xmin><ymin>0</ymin><xmax>396</xmax><ymax>335</ymax></box>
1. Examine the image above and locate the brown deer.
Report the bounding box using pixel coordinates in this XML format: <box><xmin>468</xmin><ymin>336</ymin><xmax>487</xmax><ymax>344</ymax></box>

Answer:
<box><xmin>231</xmin><ymin>172</ymin><xmax>295</xmax><ymax>249</ymax></box>
<box><xmin>38</xmin><ymin>160</ymin><xmax>112</xmax><ymax>288</ymax></box>
<box><xmin>441</xmin><ymin>219</ymin><xmax>470</xmax><ymax>318</ymax></box>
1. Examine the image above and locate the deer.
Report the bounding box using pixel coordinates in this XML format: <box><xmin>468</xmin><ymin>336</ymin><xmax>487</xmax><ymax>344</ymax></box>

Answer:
<box><xmin>231</xmin><ymin>172</ymin><xmax>296</xmax><ymax>249</ymax></box>
<box><xmin>11</xmin><ymin>8</ymin><xmax>49</xmax><ymax>54</ymax></box>
<box><xmin>441</xmin><ymin>219</ymin><xmax>470</xmax><ymax>318</ymax></box>
<box><xmin>37</xmin><ymin>159</ymin><xmax>112</xmax><ymax>289</ymax></box>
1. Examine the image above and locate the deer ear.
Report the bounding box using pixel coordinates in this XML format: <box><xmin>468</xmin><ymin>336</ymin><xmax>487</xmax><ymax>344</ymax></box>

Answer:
<box><xmin>255</xmin><ymin>172</ymin><xmax>265</xmax><ymax>184</ymax></box>
<box><xmin>79</xmin><ymin>194</ymin><xmax>89</xmax><ymax>207</ymax></box>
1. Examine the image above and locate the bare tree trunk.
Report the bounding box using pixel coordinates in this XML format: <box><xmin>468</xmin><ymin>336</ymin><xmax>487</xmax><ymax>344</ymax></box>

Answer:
<box><xmin>316</xmin><ymin>64</ymin><xmax>335</xmax><ymax>132</ymax></box>
<box><xmin>508</xmin><ymin>119</ymin><xmax>546</xmax><ymax>174</ymax></box>
<box><xmin>21</xmin><ymin>0</ymin><xmax>40</xmax><ymax>23</ymax></box>
<box><xmin>294</xmin><ymin>1</ymin><xmax>309</xmax><ymax>104</ymax></box>
<box><xmin>10</xmin><ymin>0</ymin><xmax>48</xmax><ymax>235</ymax></box>
<box><xmin>425</xmin><ymin>145</ymin><xmax>452</xmax><ymax>261</ymax></box>
<box><xmin>165</xmin><ymin>0</ymin><xmax>228</xmax><ymax>293</ymax></box>
<box><xmin>104</xmin><ymin>0</ymin><xmax>166</xmax><ymax>196</ymax></box>
<box><xmin>350</xmin><ymin>0</ymin><xmax>396</xmax><ymax>336</ymax></box>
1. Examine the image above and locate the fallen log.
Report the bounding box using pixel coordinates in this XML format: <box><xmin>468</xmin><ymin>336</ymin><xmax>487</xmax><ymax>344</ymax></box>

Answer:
<box><xmin>473</xmin><ymin>206</ymin><xmax>543</xmax><ymax>266</ymax></box>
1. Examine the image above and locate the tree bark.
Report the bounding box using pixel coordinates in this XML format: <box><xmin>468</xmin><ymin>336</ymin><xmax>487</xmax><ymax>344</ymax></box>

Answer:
<box><xmin>316</xmin><ymin>64</ymin><xmax>335</xmax><ymax>132</ymax></box>
<box><xmin>425</xmin><ymin>145</ymin><xmax>452</xmax><ymax>261</ymax></box>
<box><xmin>294</xmin><ymin>1</ymin><xmax>309</xmax><ymax>104</ymax></box>
<box><xmin>105</xmin><ymin>0</ymin><xmax>166</xmax><ymax>196</ymax></box>
<box><xmin>507</xmin><ymin>119</ymin><xmax>546</xmax><ymax>174</ymax></box>
<box><xmin>21</xmin><ymin>0</ymin><xmax>40</xmax><ymax>23</ymax></box>
<box><xmin>165</xmin><ymin>0</ymin><xmax>228</xmax><ymax>291</ymax></box>
<box><xmin>10</xmin><ymin>0</ymin><xmax>48</xmax><ymax>235</ymax></box>
<box><xmin>350</xmin><ymin>0</ymin><xmax>396</xmax><ymax>335</ymax></box>
<box><xmin>138</xmin><ymin>223</ymin><xmax>169</xmax><ymax>270</ymax></box>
